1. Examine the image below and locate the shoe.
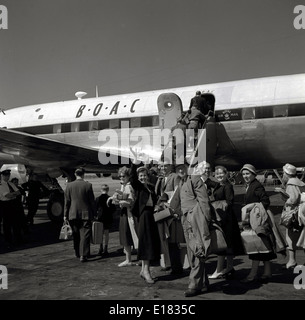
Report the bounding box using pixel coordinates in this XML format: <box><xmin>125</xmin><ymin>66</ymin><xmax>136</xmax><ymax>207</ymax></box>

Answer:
<box><xmin>170</xmin><ymin>269</ymin><xmax>184</xmax><ymax>275</ymax></box>
<box><xmin>184</xmin><ymin>288</ymin><xmax>202</xmax><ymax>297</ymax></box>
<box><xmin>160</xmin><ymin>266</ymin><xmax>171</xmax><ymax>272</ymax></box>
<box><xmin>223</xmin><ymin>268</ymin><xmax>235</xmax><ymax>280</ymax></box>
<box><xmin>141</xmin><ymin>271</ymin><xmax>155</xmax><ymax>284</ymax></box>
<box><xmin>208</xmin><ymin>271</ymin><xmax>224</xmax><ymax>279</ymax></box>
<box><xmin>118</xmin><ymin>261</ymin><xmax>134</xmax><ymax>267</ymax></box>
<box><xmin>259</xmin><ymin>275</ymin><xmax>271</xmax><ymax>284</ymax></box>
<box><xmin>240</xmin><ymin>276</ymin><xmax>258</xmax><ymax>284</ymax></box>
<box><xmin>286</xmin><ymin>263</ymin><xmax>297</xmax><ymax>270</ymax></box>
<box><xmin>80</xmin><ymin>256</ymin><xmax>88</xmax><ymax>262</ymax></box>
<box><xmin>102</xmin><ymin>251</ymin><xmax>109</xmax><ymax>257</ymax></box>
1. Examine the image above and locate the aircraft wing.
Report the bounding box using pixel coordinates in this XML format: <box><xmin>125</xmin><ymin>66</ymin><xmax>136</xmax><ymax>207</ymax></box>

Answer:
<box><xmin>0</xmin><ymin>128</ymin><xmax>130</xmax><ymax>173</ymax></box>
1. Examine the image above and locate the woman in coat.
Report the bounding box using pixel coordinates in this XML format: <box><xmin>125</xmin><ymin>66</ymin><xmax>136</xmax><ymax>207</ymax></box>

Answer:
<box><xmin>281</xmin><ymin>163</ymin><xmax>305</xmax><ymax>269</ymax></box>
<box><xmin>240</xmin><ymin>164</ymin><xmax>276</xmax><ymax>283</ymax></box>
<box><xmin>204</xmin><ymin>165</ymin><xmax>244</xmax><ymax>279</ymax></box>
<box><xmin>108</xmin><ymin>166</ymin><xmax>138</xmax><ymax>267</ymax></box>
<box><xmin>131</xmin><ymin>166</ymin><xmax>161</xmax><ymax>284</ymax></box>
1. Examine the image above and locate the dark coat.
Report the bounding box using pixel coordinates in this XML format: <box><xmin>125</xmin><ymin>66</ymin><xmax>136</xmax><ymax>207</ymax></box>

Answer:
<box><xmin>64</xmin><ymin>179</ymin><xmax>96</xmax><ymax>221</ymax></box>
<box><xmin>130</xmin><ymin>166</ymin><xmax>160</xmax><ymax>261</ymax></box>
<box><xmin>244</xmin><ymin>179</ymin><xmax>270</xmax><ymax>209</ymax></box>
<box><xmin>206</xmin><ymin>178</ymin><xmax>244</xmax><ymax>255</ymax></box>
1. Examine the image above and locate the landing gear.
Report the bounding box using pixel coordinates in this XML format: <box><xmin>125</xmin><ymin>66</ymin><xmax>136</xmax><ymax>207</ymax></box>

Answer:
<box><xmin>47</xmin><ymin>191</ymin><xmax>64</xmax><ymax>222</ymax></box>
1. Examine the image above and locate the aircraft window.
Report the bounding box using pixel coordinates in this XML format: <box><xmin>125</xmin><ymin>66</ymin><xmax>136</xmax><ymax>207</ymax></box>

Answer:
<box><xmin>121</xmin><ymin>119</ymin><xmax>130</xmax><ymax>128</ymax></box>
<box><xmin>152</xmin><ymin>116</ymin><xmax>159</xmax><ymax>127</ymax></box>
<box><xmin>109</xmin><ymin>119</ymin><xmax>120</xmax><ymax>129</ymax></box>
<box><xmin>288</xmin><ymin>103</ymin><xmax>305</xmax><ymax>117</ymax></box>
<box><xmin>89</xmin><ymin>121</ymin><xmax>99</xmax><ymax>131</ymax></box>
<box><xmin>273</xmin><ymin>105</ymin><xmax>288</xmax><ymax>117</ymax></box>
<box><xmin>256</xmin><ymin>106</ymin><xmax>273</xmax><ymax>119</ymax></box>
<box><xmin>141</xmin><ymin>117</ymin><xmax>153</xmax><ymax>127</ymax></box>
<box><xmin>62</xmin><ymin>123</ymin><xmax>70</xmax><ymax>133</ymax></box>
<box><xmin>71</xmin><ymin>123</ymin><xmax>80</xmax><ymax>132</ymax></box>
<box><xmin>242</xmin><ymin>107</ymin><xmax>256</xmax><ymax>120</ymax></box>
<box><xmin>130</xmin><ymin>118</ymin><xmax>141</xmax><ymax>128</ymax></box>
<box><xmin>53</xmin><ymin>124</ymin><xmax>61</xmax><ymax>134</ymax></box>
<box><xmin>80</xmin><ymin>122</ymin><xmax>88</xmax><ymax>131</ymax></box>
<box><xmin>99</xmin><ymin>120</ymin><xmax>109</xmax><ymax>130</ymax></box>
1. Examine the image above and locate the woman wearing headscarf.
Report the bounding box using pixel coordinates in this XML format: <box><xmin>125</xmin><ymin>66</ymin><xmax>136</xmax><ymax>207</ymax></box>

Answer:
<box><xmin>281</xmin><ymin>163</ymin><xmax>305</xmax><ymax>269</ymax></box>
<box><xmin>239</xmin><ymin>164</ymin><xmax>276</xmax><ymax>283</ymax></box>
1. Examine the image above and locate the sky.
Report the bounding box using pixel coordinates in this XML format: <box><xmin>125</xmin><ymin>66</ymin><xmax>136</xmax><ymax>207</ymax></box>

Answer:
<box><xmin>0</xmin><ymin>0</ymin><xmax>304</xmax><ymax>109</ymax></box>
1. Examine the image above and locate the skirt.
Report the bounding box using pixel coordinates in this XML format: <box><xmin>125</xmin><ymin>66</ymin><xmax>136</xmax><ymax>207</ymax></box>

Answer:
<box><xmin>137</xmin><ymin>206</ymin><xmax>161</xmax><ymax>261</ymax></box>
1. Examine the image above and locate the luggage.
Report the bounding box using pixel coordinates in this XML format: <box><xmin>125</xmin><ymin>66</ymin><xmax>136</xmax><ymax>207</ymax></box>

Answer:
<box><xmin>91</xmin><ymin>221</ymin><xmax>103</xmax><ymax>244</ymax></box>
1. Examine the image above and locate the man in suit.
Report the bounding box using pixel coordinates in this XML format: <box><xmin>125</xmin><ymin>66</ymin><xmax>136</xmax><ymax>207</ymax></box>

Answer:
<box><xmin>180</xmin><ymin>166</ymin><xmax>213</xmax><ymax>297</ymax></box>
<box><xmin>64</xmin><ymin>168</ymin><xmax>96</xmax><ymax>262</ymax></box>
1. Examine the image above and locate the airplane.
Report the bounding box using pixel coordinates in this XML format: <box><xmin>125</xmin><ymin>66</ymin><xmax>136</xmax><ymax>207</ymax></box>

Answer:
<box><xmin>0</xmin><ymin>73</ymin><xmax>305</xmax><ymax>221</ymax></box>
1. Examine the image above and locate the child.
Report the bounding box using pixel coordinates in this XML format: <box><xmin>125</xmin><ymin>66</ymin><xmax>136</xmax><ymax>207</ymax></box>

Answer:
<box><xmin>95</xmin><ymin>184</ymin><xmax>116</xmax><ymax>256</ymax></box>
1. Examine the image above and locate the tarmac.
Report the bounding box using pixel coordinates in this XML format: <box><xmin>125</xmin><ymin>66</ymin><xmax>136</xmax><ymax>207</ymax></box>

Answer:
<box><xmin>0</xmin><ymin>177</ymin><xmax>304</xmax><ymax>306</ymax></box>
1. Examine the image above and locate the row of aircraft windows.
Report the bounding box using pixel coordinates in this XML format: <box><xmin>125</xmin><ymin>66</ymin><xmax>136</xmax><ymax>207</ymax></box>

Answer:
<box><xmin>215</xmin><ymin>103</ymin><xmax>305</xmax><ymax>121</ymax></box>
<box><xmin>14</xmin><ymin>103</ymin><xmax>305</xmax><ymax>135</ymax></box>
<box><xmin>15</xmin><ymin>116</ymin><xmax>160</xmax><ymax>135</ymax></box>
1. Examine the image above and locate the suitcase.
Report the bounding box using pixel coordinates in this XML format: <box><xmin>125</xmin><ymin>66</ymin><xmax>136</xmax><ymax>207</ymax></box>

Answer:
<box><xmin>91</xmin><ymin>221</ymin><xmax>103</xmax><ymax>244</ymax></box>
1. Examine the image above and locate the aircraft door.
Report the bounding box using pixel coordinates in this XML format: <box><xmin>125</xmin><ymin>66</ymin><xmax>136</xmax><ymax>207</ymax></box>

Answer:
<box><xmin>157</xmin><ymin>93</ymin><xmax>183</xmax><ymax>129</ymax></box>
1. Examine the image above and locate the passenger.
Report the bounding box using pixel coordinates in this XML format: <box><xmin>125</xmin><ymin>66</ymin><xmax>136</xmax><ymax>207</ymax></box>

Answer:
<box><xmin>22</xmin><ymin>174</ymin><xmax>49</xmax><ymax>225</ymax></box>
<box><xmin>131</xmin><ymin>165</ymin><xmax>160</xmax><ymax>284</ymax></box>
<box><xmin>187</xmin><ymin>105</ymin><xmax>206</xmax><ymax>147</ymax></box>
<box><xmin>189</xmin><ymin>91</ymin><xmax>208</xmax><ymax>116</ymax></box>
<box><xmin>10</xmin><ymin>178</ymin><xmax>29</xmax><ymax>239</ymax></box>
<box><xmin>180</xmin><ymin>163</ymin><xmax>213</xmax><ymax>297</ymax></box>
<box><xmin>95</xmin><ymin>184</ymin><xmax>116</xmax><ymax>256</ymax></box>
<box><xmin>189</xmin><ymin>90</ymin><xmax>202</xmax><ymax>109</ymax></box>
<box><xmin>170</xmin><ymin>113</ymin><xmax>188</xmax><ymax>163</ymax></box>
<box><xmin>155</xmin><ymin>161</ymin><xmax>181</xmax><ymax>272</ymax></box>
<box><xmin>108</xmin><ymin>166</ymin><xmax>138</xmax><ymax>267</ymax></box>
<box><xmin>202</xmin><ymin>165</ymin><xmax>244</xmax><ymax>279</ymax></box>
<box><xmin>64</xmin><ymin>168</ymin><xmax>96</xmax><ymax>262</ymax></box>
<box><xmin>239</xmin><ymin>164</ymin><xmax>277</xmax><ymax>283</ymax></box>
<box><xmin>0</xmin><ymin>170</ymin><xmax>22</xmax><ymax>248</ymax></box>
<box><xmin>281</xmin><ymin>163</ymin><xmax>305</xmax><ymax>269</ymax></box>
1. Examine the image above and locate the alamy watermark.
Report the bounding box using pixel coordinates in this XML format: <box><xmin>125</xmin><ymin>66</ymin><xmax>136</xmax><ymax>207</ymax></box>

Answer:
<box><xmin>0</xmin><ymin>5</ymin><xmax>8</xmax><ymax>29</ymax></box>
<box><xmin>97</xmin><ymin>125</ymin><xmax>207</xmax><ymax>166</ymax></box>
<box><xmin>0</xmin><ymin>265</ymin><xmax>8</xmax><ymax>289</ymax></box>
<box><xmin>294</xmin><ymin>5</ymin><xmax>305</xmax><ymax>29</ymax></box>
<box><xmin>293</xmin><ymin>265</ymin><xmax>305</xmax><ymax>289</ymax></box>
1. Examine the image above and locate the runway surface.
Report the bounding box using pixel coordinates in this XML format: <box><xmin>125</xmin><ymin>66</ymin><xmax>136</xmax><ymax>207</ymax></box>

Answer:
<box><xmin>0</xmin><ymin>176</ymin><xmax>304</xmax><ymax>304</ymax></box>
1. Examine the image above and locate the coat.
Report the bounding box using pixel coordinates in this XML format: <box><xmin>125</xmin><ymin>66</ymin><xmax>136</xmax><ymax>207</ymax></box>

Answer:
<box><xmin>180</xmin><ymin>175</ymin><xmax>212</xmax><ymax>258</ymax></box>
<box><xmin>244</xmin><ymin>179</ymin><xmax>270</xmax><ymax>209</ymax></box>
<box><xmin>64</xmin><ymin>179</ymin><xmax>96</xmax><ymax>221</ymax></box>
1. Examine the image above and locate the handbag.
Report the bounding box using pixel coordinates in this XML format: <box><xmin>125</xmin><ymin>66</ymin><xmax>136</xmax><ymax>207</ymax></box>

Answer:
<box><xmin>240</xmin><ymin>228</ymin><xmax>272</xmax><ymax>254</ymax></box>
<box><xmin>59</xmin><ymin>220</ymin><xmax>73</xmax><ymax>240</ymax></box>
<box><xmin>153</xmin><ymin>208</ymin><xmax>172</xmax><ymax>222</ymax></box>
<box><xmin>209</xmin><ymin>222</ymin><xmax>227</xmax><ymax>254</ymax></box>
<box><xmin>280</xmin><ymin>207</ymin><xmax>302</xmax><ymax>230</ymax></box>
<box><xmin>211</xmin><ymin>200</ymin><xmax>228</xmax><ymax>223</ymax></box>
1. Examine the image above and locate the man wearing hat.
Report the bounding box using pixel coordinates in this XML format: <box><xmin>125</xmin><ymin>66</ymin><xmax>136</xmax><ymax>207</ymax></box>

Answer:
<box><xmin>282</xmin><ymin>163</ymin><xmax>305</xmax><ymax>269</ymax></box>
<box><xmin>64</xmin><ymin>168</ymin><xmax>96</xmax><ymax>262</ymax></box>
<box><xmin>0</xmin><ymin>169</ymin><xmax>22</xmax><ymax>247</ymax></box>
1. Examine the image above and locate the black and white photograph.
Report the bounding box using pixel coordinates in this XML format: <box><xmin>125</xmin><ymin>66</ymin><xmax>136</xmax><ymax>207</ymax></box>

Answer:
<box><xmin>0</xmin><ymin>0</ymin><xmax>305</xmax><ymax>310</ymax></box>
